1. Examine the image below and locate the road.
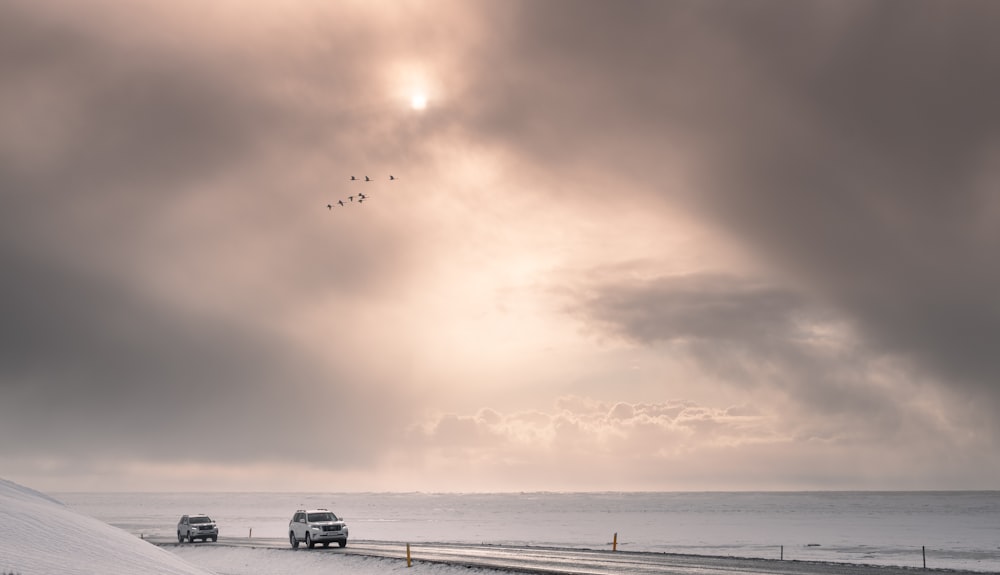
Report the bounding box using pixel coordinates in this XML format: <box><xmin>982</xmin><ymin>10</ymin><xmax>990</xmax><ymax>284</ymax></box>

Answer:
<box><xmin>150</xmin><ymin>537</ymin><xmax>982</xmax><ymax>575</ymax></box>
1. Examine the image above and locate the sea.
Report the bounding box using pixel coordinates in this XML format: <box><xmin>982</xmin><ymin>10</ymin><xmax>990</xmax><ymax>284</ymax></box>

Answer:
<box><xmin>55</xmin><ymin>491</ymin><xmax>1000</xmax><ymax>573</ymax></box>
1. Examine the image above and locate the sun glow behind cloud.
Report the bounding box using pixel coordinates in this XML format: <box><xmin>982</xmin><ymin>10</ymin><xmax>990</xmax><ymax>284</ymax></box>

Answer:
<box><xmin>4</xmin><ymin>0</ymin><xmax>1000</xmax><ymax>493</ymax></box>
<box><xmin>387</xmin><ymin>59</ymin><xmax>441</xmax><ymax>112</ymax></box>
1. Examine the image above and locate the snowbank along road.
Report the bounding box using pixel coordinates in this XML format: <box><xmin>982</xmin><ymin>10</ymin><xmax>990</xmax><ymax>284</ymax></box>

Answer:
<box><xmin>151</xmin><ymin>536</ymin><xmax>991</xmax><ymax>575</ymax></box>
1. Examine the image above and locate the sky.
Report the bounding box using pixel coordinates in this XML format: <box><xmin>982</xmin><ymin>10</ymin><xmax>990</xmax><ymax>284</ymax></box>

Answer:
<box><xmin>2</xmin><ymin>0</ymin><xmax>1000</xmax><ymax>492</ymax></box>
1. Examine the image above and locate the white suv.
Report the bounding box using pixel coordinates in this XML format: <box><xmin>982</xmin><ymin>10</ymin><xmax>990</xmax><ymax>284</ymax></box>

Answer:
<box><xmin>177</xmin><ymin>514</ymin><xmax>218</xmax><ymax>543</ymax></box>
<box><xmin>289</xmin><ymin>509</ymin><xmax>348</xmax><ymax>548</ymax></box>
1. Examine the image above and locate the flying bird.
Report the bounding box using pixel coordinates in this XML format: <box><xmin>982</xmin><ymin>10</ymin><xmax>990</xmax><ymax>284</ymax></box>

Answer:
<box><xmin>327</xmin><ymin>204</ymin><xmax>332</xmax><ymax>210</ymax></box>
<box><xmin>389</xmin><ymin>175</ymin><xmax>397</xmax><ymax>181</ymax></box>
<box><xmin>359</xmin><ymin>193</ymin><xmax>367</xmax><ymax>200</ymax></box>
<box><xmin>350</xmin><ymin>176</ymin><xmax>357</xmax><ymax>181</ymax></box>
<box><xmin>348</xmin><ymin>195</ymin><xmax>355</xmax><ymax>202</ymax></box>
<box><xmin>364</xmin><ymin>176</ymin><xmax>372</xmax><ymax>182</ymax></box>
<box><xmin>338</xmin><ymin>200</ymin><xmax>345</xmax><ymax>207</ymax></box>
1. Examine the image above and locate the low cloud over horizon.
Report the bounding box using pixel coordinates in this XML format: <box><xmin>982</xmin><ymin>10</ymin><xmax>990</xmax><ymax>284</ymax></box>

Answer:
<box><xmin>3</xmin><ymin>0</ymin><xmax>999</xmax><ymax>492</ymax></box>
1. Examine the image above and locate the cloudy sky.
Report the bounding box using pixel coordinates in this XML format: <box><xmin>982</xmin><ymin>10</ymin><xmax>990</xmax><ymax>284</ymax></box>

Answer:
<box><xmin>3</xmin><ymin>0</ymin><xmax>999</xmax><ymax>492</ymax></box>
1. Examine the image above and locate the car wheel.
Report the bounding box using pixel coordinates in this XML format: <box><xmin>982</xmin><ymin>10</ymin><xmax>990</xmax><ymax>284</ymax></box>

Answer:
<box><xmin>188</xmin><ymin>533</ymin><xmax>195</xmax><ymax>543</ymax></box>
<box><xmin>177</xmin><ymin>531</ymin><xmax>183</xmax><ymax>543</ymax></box>
<box><xmin>211</xmin><ymin>536</ymin><xmax>217</xmax><ymax>542</ymax></box>
<box><xmin>306</xmin><ymin>533</ymin><xmax>314</xmax><ymax>549</ymax></box>
<box><xmin>290</xmin><ymin>532</ymin><xmax>299</xmax><ymax>549</ymax></box>
<box><xmin>339</xmin><ymin>540</ymin><xmax>347</xmax><ymax>548</ymax></box>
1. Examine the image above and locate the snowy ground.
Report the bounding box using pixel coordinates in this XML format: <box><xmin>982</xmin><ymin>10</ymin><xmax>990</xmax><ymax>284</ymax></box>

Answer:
<box><xmin>170</xmin><ymin>546</ymin><xmax>506</xmax><ymax>575</ymax></box>
<box><xmin>4</xmin><ymin>479</ymin><xmax>997</xmax><ymax>575</ymax></box>
<box><xmin>0</xmin><ymin>478</ymin><xmax>499</xmax><ymax>575</ymax></box>
<box><xmin>56</xmin><ymin>490</ymin><xmax>1000</xmax><ymax>572</ymax></box>
<box><xmin>0</xmin><ymin>478</ymin><xmax>213</xmax><ymax>575</ymax></box>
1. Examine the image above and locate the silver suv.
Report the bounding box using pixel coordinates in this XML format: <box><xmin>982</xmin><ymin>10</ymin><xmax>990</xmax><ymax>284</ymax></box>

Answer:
<box><xmin>177</xmin><ymin>514</ymin><xmax>218</xmax><ymax>543</ymax></box>
<box><xmin>289</xmin><ymin>509</ymin><xmax>348</xmax><ymax>548</ymax></box>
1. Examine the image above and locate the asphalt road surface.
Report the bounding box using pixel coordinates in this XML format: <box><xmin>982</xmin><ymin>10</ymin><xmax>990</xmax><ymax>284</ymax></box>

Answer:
<box><xmin>151</xmin><ymin>537</ymin><xmax>985</xmax><ymax>575</ymax></box>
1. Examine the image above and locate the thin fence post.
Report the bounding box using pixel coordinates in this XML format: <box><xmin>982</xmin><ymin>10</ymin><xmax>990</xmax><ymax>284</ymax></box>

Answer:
<box><xmin>407</xmin><ymin>543</ymin><xmax>412</xmax><ymax>567</ymax></box>
<box><xmin>249</xmin><ymin>528</ymin><xmax>252</xmax><ymax>539</ymax></box>
<box><xmin>613</xmin><ymin>532</ymin><xmax>618</xmax><ymax>551</ymax></box>
<box><xmin>923</xmin><ymin>546</ymin><xmax>926</xmax><ymax>569</ymax></box>
<box><xmin>780</xmin><ymin>545</ymin><xmax>783</xmax><ymax>560</ymax></box>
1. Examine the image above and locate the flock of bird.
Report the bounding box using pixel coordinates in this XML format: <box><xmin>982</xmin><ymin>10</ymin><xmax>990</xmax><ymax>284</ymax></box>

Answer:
<box><xmin>327</xmin><ymin>175</ymin><xmax>398</xmax><ymax>211</ymax></box>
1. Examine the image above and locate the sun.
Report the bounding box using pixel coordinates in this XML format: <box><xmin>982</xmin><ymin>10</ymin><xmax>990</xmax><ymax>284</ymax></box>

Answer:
<box><xmin>410</xmin><ymin>93</ymin><xmax>428</xmax><ymax>110</ymax></box>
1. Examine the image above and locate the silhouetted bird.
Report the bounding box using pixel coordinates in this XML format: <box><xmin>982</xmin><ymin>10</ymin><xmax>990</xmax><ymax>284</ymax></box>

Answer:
<box><xmin>338</xmin><ymin>200</ymin><xmax>345</xmax><ymax>207</ymax></box>
<box><xmin>350</xmin><ymin>176</ymin><xmax>357</xmax><ymax>181</ymax></box>
<box><xmin>364</xmin><ymin>176</ymin><xmax>372</xmax><ymax>182</ymax></box>
<box><xmin>389</xmin><ymin>175</ymin><xmax>397</xmax><ymax>181</ymax></box>
<box><xmin>359</xmin><ymin>193</ymin><xmax>367</xmax><ymax>200</ymax></box>
<box><xmin>348</xmin><ymin>196</ymin><xmax>355</xmax><ymax>202</ymax></box>
<box><xmin>327</xmin><ymin>204</ymin><xmax>332</xmax><ymax>210</ymax></box>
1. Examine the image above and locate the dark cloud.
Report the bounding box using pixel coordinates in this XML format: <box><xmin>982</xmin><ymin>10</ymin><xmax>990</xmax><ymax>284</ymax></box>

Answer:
<box><xmin>572</xmin><ymin>273</ymin><xmax>808</xmax><ymax>345</ymax></box>
<box><xmin>1</xmin><ymin>5</ymin><xmax>267</xmax><ymax>195</ymax></box>
<box><xmin>681</xmin><ymin>3</ymin><xmax>1000</xmax><ymax>408</ymax></box>
<box><xmin>567</xmin><ymin>271</ymin><xmax>916</xmax><ymax>441</ymax></box>
<box><xmin>0</xmin><ymin>1</ymin><xmax>428</xmax><ymax>473</ymax></box>
<box><xmin>462</xmin><ymin>1</ymin><xmax>1000</xmax><ymax>413</ymax></box>
<box><xmin>4</xmin><ymin>0</ymin><xmax>1000</xmax><ymax>489</ymax></box>
<box><xmin>0</xmin><ymin>238</ymin><xmax>409</xmax><ymax>467</ymax></box>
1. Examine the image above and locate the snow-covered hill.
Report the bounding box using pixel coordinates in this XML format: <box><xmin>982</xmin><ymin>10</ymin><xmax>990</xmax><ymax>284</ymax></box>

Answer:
<box><xmin>0</xmin><ymin>478</ymin><xmax>213</xmax><ymax>575</ymax></box>
<box><xmin>0</xmin><ymin>478</ymin><xmax>503</xmax><ymax>575</ymax></box>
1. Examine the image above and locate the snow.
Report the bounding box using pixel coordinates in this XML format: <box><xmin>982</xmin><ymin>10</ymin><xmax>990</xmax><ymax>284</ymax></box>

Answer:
<box><xmin>171</xmin><ymin>546</ymin><xmax>509</xmax><ymax>575</ymax></box>
<box><xmin>0</xmin><ymin>478</ymin><xmax>214</xmax><ymax>575</ymax></box>
<box><xmin>0</xmin><ymin>478</ymin><xmax>504</xmax><ymax>575</ymax></box>
<box><xmin>4</xmin><ymin>480</ymin><xmax>998</xmax><ymax>574</ymax></box>
<box><xmin>55</xmin><ymin>490</ymin><xmax>1000</xmax><ymax>572</ymax></box>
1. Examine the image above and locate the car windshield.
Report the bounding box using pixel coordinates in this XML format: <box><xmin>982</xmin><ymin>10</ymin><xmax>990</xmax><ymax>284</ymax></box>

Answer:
<box><xmin>307</xmin><ymin>512</ymin><xmax>337</xmax><ymax>522</ymax></box>
<box><xmin>189</xmin><ymin>517</ymin><xmax>213</xmax><ymax>524</ymax></box>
